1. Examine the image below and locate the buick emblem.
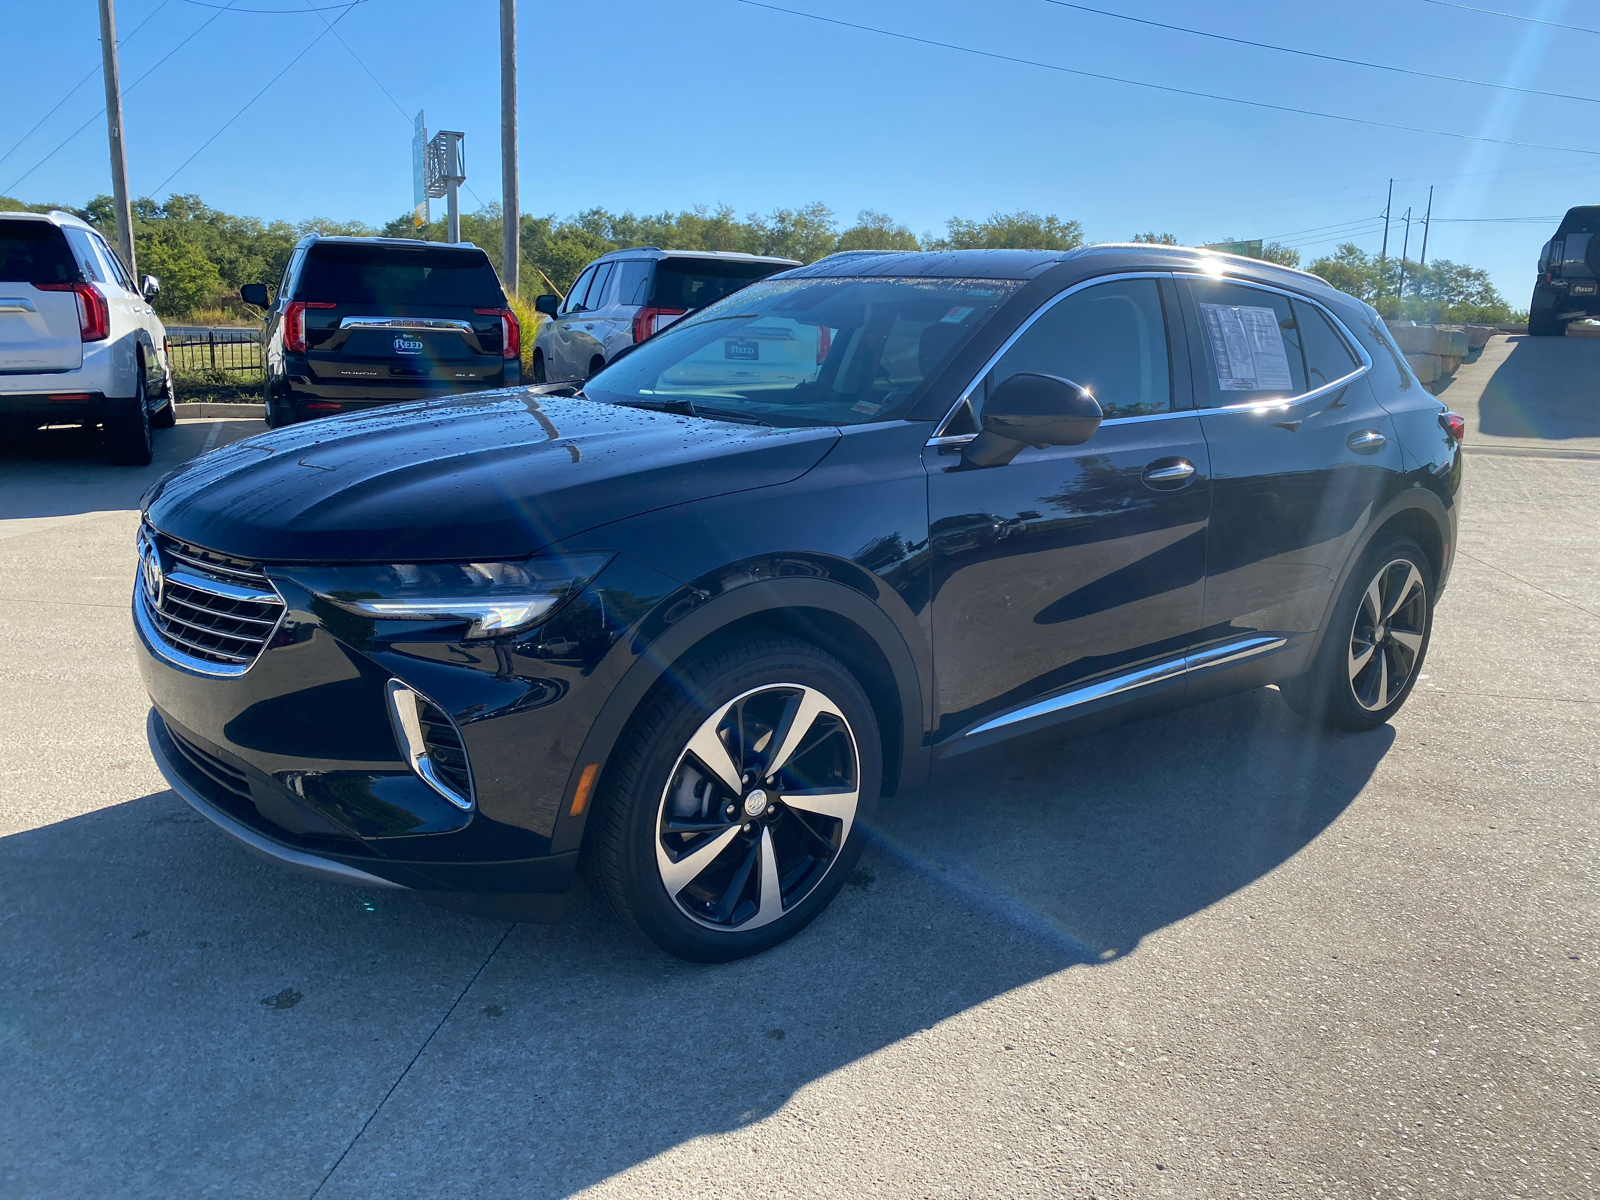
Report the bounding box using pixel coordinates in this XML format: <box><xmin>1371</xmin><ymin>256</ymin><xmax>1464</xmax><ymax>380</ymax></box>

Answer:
<box><xmin>141</xmin><ymin>548</ymin><xmax>165</xmax><ymax>607</ymax></box>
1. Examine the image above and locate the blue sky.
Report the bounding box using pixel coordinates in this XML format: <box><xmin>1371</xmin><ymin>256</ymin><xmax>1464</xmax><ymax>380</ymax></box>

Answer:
<box><xmin>6</xmin><ymin>0</ymin><xmax>1594</xmax><ymax>302</ymax></box>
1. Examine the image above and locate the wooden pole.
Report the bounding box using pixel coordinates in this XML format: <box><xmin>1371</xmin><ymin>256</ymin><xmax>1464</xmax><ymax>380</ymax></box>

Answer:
<box><xmin>96</xmin><ymin>0</ymin><xmax>137</xmax><ymax>278</ymax></box>
<box><xmin>500</xmin><ymin>0</ymin><xmax>519</xmax><ymax>296</ymax></box>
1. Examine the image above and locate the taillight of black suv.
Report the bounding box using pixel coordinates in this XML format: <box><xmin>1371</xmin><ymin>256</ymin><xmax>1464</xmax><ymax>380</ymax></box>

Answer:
<box><xmin>243</xmin><ymin>235</ymin><xmax>520</xmax><ymax>426</ymax></box>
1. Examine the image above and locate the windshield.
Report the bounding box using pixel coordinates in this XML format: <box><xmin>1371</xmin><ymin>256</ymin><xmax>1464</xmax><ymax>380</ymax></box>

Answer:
<box><xmin>583</xmin><ymin>276</ymin><xmax>1019</xmax><ymax>427</ymax></box>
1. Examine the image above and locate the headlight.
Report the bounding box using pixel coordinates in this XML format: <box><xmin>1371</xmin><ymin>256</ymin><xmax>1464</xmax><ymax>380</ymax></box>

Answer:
<box><xmin>276</xmin><ymin>552</ymin><xmax>613</xmax><ymax>639</ymax></box>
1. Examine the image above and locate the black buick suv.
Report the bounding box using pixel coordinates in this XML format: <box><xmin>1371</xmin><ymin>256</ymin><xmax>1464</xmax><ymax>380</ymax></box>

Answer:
<box><xmin>137</xmin><ymin>245</ymin><xmax>1463</xmax><ymax>961</ymax></box>
<box><xmin>240</xmin><ymin>235</ymin><xmax>521</xmax><ymax>426</ymax></box>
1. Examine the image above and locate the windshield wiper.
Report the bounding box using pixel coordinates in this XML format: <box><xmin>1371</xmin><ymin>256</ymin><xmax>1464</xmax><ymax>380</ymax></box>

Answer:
<box><xmin>612</xmin><ymin>397</ymin><xmax>770</xmax><ymax>426</ymax></box>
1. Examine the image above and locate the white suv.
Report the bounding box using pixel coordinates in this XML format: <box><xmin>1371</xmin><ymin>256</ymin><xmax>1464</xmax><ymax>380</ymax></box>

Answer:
<box><xmin>0</xmin><ymin>210</ymin><xmax>174</xmax><ymax>464</ymax></box>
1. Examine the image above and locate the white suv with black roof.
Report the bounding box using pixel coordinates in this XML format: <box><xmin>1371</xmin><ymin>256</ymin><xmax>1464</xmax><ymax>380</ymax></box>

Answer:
<box><xmin>0</xmin><ymin>210</ymin><xmax>173</xmax><ymax>464</ymax></box>
<box><xmin>530</xmin><ymin>248</ymin><xmax>800</xmax><ymax>383</ymax></box>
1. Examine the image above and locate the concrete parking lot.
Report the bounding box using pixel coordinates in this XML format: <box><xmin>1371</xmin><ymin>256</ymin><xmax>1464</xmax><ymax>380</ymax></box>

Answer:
<box><xmin>1</xmin><ymin>336</ymin><xmax>1595</xmax><ymax>1198</ymax></box>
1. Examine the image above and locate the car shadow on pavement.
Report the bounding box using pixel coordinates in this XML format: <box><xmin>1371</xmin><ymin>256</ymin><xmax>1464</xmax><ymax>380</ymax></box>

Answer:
<box><xmin>0</xmin><ymin>420</ymin><xmax>261</xmax><ymax>522</ymax></box>
<box><xmin>0</xmin><ymin>686</ymin><xmax>1390</xmax><ymax>1196</ymax></box>
<box><xmin>1475</xmin><ymin>336</ymin><xmax>1600</xmax><ymax>441</ymax></box>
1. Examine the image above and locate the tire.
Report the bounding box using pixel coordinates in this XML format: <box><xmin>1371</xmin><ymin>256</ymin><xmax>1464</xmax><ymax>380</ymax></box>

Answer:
<box><xmin>1528</xmin><ymin>309</ymin><xmax>1566</xmax><ymax>337</ymax></box>
<box><xmin>151</xmin><ymin>397</ymin><xmax>176</xmax><ymax>429</ymax></box>
<box><xmin>586</xmin><ymin>633</ymin><xmax>881</xmax><ymax>962</ymax></box>
<box><xmin>532</xmin><ymin>351</ymin><xmax>547</xmax><ymax>384</ymax></box>
<box><xmin>1282</xmin><ymin>535</ymin><xmax>1435</xmax><ymax>731</ymax></box>
<box><xmin>587</xmin><ymin>355</ymin><xmax>605</xmax><ymax>379</ymax></box>
<box><xmin>104</xmin><ymin>371</ymin><xmax>154</xmax><ymax>466</ymax></box>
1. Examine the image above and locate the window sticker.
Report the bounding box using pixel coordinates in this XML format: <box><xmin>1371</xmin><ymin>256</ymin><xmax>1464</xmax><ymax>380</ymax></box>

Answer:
<box><xmin>940</xmin><ymin>306</ymin><xmax>975</xmax><ymax>324</ymax></box>
<box><xmin>1199</xmin><ymin>303</ymin><xmax>1293</xmax><ymax>391</ymax></box>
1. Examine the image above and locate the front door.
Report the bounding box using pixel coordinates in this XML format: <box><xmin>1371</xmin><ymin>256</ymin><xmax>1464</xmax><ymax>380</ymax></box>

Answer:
<box><xmin>927</xmin><ymin>275</ymin><xmax>1212</xmax><ymax>740</ymax></box>
<box><xmin>1177</xmin><ymin>277</ymin><xmax>1406</xmax><ymax>647</ymax></box>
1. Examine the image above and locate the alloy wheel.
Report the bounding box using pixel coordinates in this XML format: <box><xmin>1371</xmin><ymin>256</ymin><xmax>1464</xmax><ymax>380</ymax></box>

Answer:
<box><xmin>655</xmin><ymin>683</ymin><xmax>859</xmax><ymax>931</ymax></box>
<box><xmin>1348</xmin><ymin>558</ymin><xmax>1427</xmax><ymax>712</ymax></box>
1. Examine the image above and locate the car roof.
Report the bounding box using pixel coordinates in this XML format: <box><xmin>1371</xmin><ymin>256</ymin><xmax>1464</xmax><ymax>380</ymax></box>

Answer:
<box><xmin>0</xmin><ymin>209</ymin><xmax>96</xmax><ymax>232</ymax></box>
<box><xmin>297</xmin><ymin>234</ymin><xmax>487</xmax><ymax>253</ymax></box>
<box><xmin>778</xmin><ymin>244</ymin><xmax>1338</xmax><ymax>291</ymax></box>
<box><xmin>590</xmin><ymin>247</ymin><xmax>801</xmax><ymax>266</ymax></box>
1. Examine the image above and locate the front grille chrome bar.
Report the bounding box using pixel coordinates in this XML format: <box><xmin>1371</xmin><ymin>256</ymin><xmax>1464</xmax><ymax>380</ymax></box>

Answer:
<box><xmin>136</xmin><ymin>528</ymin><xmax>286</xmax><ymax>677</ymax></box>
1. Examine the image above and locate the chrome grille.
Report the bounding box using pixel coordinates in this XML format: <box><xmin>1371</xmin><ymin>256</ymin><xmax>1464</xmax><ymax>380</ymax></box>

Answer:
<box><xmin>137</xmin><ymin>528</ymin><xmax>285</xmax><ymax>675</ymax></box>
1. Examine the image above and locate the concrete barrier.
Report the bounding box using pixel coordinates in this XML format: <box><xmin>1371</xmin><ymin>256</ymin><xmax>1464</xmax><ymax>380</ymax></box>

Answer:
<box><xmin>174</xmin><ymin>402</ymin><xmax>264</xmax><ymax>419</ymax></box>
<box><xmin>1404</xmin><ymin>353</ymin><xmax>1440</xmax><ymax>383</ymax></box>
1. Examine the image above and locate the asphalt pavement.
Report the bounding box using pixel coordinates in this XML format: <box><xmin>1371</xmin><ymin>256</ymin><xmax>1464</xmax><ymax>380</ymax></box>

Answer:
<box><xmin>1</xmin><ymin>342</ymin><xmax>1595</xmax><ymax>1199</ymax></box>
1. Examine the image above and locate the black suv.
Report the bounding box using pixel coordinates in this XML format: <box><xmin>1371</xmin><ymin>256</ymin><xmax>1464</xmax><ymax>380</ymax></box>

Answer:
<box><xmin>137</xmin><ymin>246</ymin><xmax>1463</xmax><ymax>962</ymax></box>
<box><xmin>1529</xmin><ymin>205</ymin><xmax>1600</xmax><ymax>336</ymax></box>
<box><xmin>242</xmin><ymin>235</ymin><xmax>520</xmax><ymax>425</ymax></box>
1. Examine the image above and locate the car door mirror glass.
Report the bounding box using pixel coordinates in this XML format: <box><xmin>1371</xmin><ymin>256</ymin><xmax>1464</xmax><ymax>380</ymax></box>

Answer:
<box><xmin>963</xmin><ymin>372</ymin><xmax>1103</xmax><ymax>468</ymax></box>
<box><xmin>534</xmin><ymin>294</ymin><xmax>559</xmax><ymax>317</ymax></box>
<box><xmin>240</xmin><ymin>283</ymin><xmax>270</xmax><ymax>308</ymax></box>
<box><xmin>141</xmin><ymin>275</ymin><xmax>160</xmax><ymax>300</ymax></box>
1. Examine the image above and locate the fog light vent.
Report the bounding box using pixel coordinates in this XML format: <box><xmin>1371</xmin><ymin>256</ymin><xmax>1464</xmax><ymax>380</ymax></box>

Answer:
<box><xmin>385</xmin><ymin>680</ymin><xmax>475</xmax><ymax>811</ymax></box>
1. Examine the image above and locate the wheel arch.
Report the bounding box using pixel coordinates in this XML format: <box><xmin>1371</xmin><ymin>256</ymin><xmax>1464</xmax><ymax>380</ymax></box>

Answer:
<box><xmin>548</xmin><ymin>577</ymin><xmax>927</xmax><ymax>856</ymax></box>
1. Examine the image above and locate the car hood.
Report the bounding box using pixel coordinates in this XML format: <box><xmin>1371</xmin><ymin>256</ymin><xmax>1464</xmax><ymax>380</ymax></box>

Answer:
<box><xmin>142</xmin><ymin>389</ymin><xmax>840</xmax><ymax>562</ymax></box>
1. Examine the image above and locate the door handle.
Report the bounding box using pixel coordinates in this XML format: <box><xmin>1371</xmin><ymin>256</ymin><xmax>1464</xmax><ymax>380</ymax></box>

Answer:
<box><xmin>1142</xmin><ymin>458</ymin><xmax>1196</xmax><ymax>489</ymax></box>
<box><xmin>1347</xmin><ymin>429</ymin><xmax>1387</xmax><ymax>454</ymax></box>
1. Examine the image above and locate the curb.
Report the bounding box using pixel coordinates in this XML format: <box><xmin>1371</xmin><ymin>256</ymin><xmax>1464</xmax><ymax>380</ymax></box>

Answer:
<box><xmin>175</xmin><ymin>402</ymin><xmax>264</xmax><ymax>419</ymax></box>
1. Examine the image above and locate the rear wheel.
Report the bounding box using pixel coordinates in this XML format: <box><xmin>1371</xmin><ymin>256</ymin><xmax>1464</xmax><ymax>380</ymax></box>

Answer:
<box><xmin>104</xmin><ymin>371</ymin><xmax>154</xmax><ymax>465</ymax></box>
<box><xmin>586</xmin><ymin>634</ymin><xmax>879</xmax><ymax>962</ymax></box>
<box><xmin>532</xmin><ymin>351</ymin><xmax>547</xmax><ymax>384</ymax></box>
<box><xmin>1529</xmin><ymin>306</ymin><xmax>1566</xmax><ymax>337</ymax></box>
<box><xmin>1283</xmin><ymin>535</ymin><xmax>1434</xmax><ymax>731</ymax></box>
<box><xmin>587</xmin><ymin>354</ymin><xmax>605</xmax><ymax>379</ymax></box>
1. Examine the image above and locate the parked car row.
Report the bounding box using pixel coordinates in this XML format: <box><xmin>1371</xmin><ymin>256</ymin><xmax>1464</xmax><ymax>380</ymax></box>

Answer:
<box><xmin>0</xmin><ymin>209</ymin><xmax>174</xmax><ymax>463</ymax></box>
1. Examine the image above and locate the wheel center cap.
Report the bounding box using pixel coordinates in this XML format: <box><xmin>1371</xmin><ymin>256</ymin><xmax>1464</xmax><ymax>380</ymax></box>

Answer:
<box><xmin>1373</xmin><ymin>625</ymin><xmax>1386</xmax><ymax>642</ymax></box>
<box><xmin>743</xmin><ymin>789</ymin><xmax>770</xmax><ymax>819</ymax></box>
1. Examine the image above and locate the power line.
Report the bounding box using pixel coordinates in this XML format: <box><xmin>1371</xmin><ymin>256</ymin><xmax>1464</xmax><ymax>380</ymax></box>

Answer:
<box><xmin>182</xmin><ymin>0</ymin><xmax>370</xmax><ymax>11</ymax></box>
<box><xmin>0</xmin><ymin>0</ymin><xmax>173</xmax><ymax>172</ymax></box>
<box><xmin>734</xmin><ymin>0</ymin><xmax>1600</xmax><ymax>158</ymax></box>
<box><xmin>1043</xmin><ymin>1</ymin><xmax>1600</xmax><ymax>107</ymax></box>
<box><xmin>149</xmin><ymin>2</ymin><xmax>357</xmax><ymax>194</ymax></box>
<box><xmin>1420</xmin><ymin>0</ymin><xmax>1600</xmax><ymax>37</ymax></box>
<box><xmin>5</xmin><ymin>0</ymin><xmax>244</xmax><ymax>195</ymax></box>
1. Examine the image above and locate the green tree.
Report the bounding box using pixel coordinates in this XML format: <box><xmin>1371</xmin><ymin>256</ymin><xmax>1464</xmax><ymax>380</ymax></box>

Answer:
<box><xmin>836</xmin><ymin>209</ymin><xmax>921</xmax><ymax>252</ymax></box>
<box><xmin>1130</xmin><ymin>231</ymin><xmax>1178</xmax><ymax>245</ymax></box>
<box><xmin>934</xmin><ymin>210</ymin><xmax>1083</xmax><ymax>251</ymax></box>
<box><xmin>138</xmin><ymin>231</ymin><xmax>223</xmax><ymax>316</ymax></box>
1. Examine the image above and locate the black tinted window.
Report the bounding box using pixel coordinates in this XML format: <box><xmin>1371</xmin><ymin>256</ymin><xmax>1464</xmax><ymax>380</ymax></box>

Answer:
<box><xmin>1292</xmin><ymin>299</ymin><xmax>1359</xmax><ymax>389</ymax></box>
<box><xmin>561</xmin><ymin>266</ymin><xmax>596</xmax><ymax>315</ymax></box>
<box><xmin>0</xmin><ymin>221</ymin><xmax>80</xmax><ymax>284</ymax></box>
<box><xmin>1188</xmin><ymin>280</ymin><xmax>1307</xmax><ymax>406</ymax></box>
<box><xmin>296</xmin><ymin>243</ymin><xmax>503</xmax><ymax>306</ymax></box>
<box><xmin>983</xmin><ymin>278</ymin><xmax>1173</xmax><ymax>419</ymax></box>
<box><xmin>62</xmin><ymin>228</ymin><xmax>106</xmax><ymax>282</ymax></box>
<box><xmin>575</xmin><ymin>262</ymin><xmax>613</xmax><ymax>312</ymax></box>
<box><xmin>650</xmin><ymin>258</ymin><xmax>787</xmax><ymax>311</ymax></box>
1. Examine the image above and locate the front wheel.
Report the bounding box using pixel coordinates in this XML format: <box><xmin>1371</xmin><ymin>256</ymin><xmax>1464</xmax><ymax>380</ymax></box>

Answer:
<box><xmin>586</xmin><ymin>634</ymin><xmax>880</xmax><ymax>962</ymax></box>
<box><xmin>1283</xmin><ymin>535</ymin><xmax>1434</xmax><ymax>731</ymax></box>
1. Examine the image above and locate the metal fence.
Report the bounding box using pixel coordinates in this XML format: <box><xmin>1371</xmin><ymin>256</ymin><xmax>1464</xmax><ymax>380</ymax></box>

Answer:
<box><xmin>164</xmin><ymin>327</ymin><xmax>262</xmax><ymax>375</ymax></box>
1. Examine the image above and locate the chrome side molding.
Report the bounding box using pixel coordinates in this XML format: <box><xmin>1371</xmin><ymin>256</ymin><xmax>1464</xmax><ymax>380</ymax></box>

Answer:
<box><xmin>964</xmin><ymin>634</ymin><xmax>1287</xmax><ymax>739</ymax></box>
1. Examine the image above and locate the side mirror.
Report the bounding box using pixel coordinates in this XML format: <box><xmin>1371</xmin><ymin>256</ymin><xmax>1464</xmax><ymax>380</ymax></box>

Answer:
<box><xmin>140</xmin><ymin>274</ymin><xmax>160</xmax><ymax>299</ymax></box>
<box><xmin>962</xmin><ymin>372</ymin><xmax>1103</xmax><ymax>468</ymax></box>
<box><xmin>240</xmin><ymin>283</ymin><xmax>270</xmax><ymax>308</ymax></box>
<box><xmin>534</xmin><ymin>294</ymin><xmax>560</xmax><ymax>317</ymax></box>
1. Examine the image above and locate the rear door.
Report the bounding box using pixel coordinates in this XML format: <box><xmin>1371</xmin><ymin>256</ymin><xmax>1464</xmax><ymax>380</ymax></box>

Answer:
<box><xmin>1178</xmin><ymin>276</ymin><xmax>1404</xmax><ymax>646</ymax></box>
<box><xmin>0</xmin><ymin>221</ymin><xmax>84</xmax><ymax>374</ymax></box>
<box><xmin>293</xmin><ymin>243</ymin><xmax>509</xmax><ymax>390</ymax></box>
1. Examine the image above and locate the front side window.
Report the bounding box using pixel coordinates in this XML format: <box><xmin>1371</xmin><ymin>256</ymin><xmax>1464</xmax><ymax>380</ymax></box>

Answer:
<box><xmin>582</xmin><ymin>262</ymin><xmax>614</xmax><ymax>311</ymax></box>
<box><xmin>585</xmin><ymin>275</ymin><xmax>1020</xmax><ymax>428</ymax></box>
<box><xmin>562</xmin><ymin>266</ymin><xmax>596</xmax><ymax>315</ymax></box>
<box><xmin>974</xmin><ymin>277</ymin><xmax>1174</xmax><ymax>422</ymax></box>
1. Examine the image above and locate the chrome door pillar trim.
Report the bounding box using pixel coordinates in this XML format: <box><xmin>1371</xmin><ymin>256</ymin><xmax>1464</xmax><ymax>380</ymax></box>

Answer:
<box><xmin>960</xmin><ymin>633</ymin><xmax>1288</xmax><ymax>740</ymax></box>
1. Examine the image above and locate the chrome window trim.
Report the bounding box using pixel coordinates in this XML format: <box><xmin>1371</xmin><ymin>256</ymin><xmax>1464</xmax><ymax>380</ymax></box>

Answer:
<box><xmin>929</xmin><ymin>270</ymin><xmax>1177</xmax><ymax>442</ymax></box>
<box><xmin>1172</xmin><ymin>272</ymin><xmax>1373</xmax><ymax>416</ymax></box>
<box><xmin>962</xmin><ymin>634</ymin><xmax>1287</xmax><ymax>739</ymax></box>
<box><xmin>337</xmin><ymin>316</ymin><xmax>475</xmax><ymax>333</ymax></box>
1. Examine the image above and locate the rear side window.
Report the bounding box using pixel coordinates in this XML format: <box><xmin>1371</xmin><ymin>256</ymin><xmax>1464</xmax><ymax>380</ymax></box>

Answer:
<box><xmin>295</xmin><ymin>243</ymin><xmax>504</xmax><ymax>306</ymax></box>
<box><xmin>62</xmin><ymin>228</ymin><xmax>106</xmax><ymax>282</ymax></box>
<box><xmin>1187</xmin><ymin>279</ymin><xmax>1308</xmax><ymax>406</ymax></box>
<box><xmin>0</xmin><ymin>221</ymin><xmax>81</xmax><ymax>284</ymax></box>
<box><xmin>92</xmin><ymin>232</ymin><xmax>136</xmax><ymax>292</ymax></box>
<box><xmin>651</xmin><ymin>258</ymin><xmax>786</xmax><ymax>311</ymax></box>
<box><xmin>1292</xmin><ymin>299</ymin><xmax>1359</xmax><ymax>389</ymax></box>
<box><xmin>616</xmin><ymin>260</ymin><xmax>652</xmax><ymax>306</ymax></box>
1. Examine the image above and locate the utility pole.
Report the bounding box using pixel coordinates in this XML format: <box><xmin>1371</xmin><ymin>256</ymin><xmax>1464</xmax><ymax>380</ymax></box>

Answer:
<box><xmin>500</xmin><ymin>0</ymin><xmax>519</xmax><ymax>296</ymax></box>
<box><xmin>96</xmin><ymin>0</ymin><xmax>136</xmax><ymax>278</ymax></box>
<box><xmin>1379</xmin><ymin>178</ymin><xmax>1393</xmax><ymax>295</ymax></box>
<box><xmin>1398</xmin><ymin>206</ymin><xmax>1412</xmax><ymax>299</ymax></box>
<box><xmin>1418</xmin><ymin>185</ymin><xmax>1434</xmax><ymax>269</ymax></box>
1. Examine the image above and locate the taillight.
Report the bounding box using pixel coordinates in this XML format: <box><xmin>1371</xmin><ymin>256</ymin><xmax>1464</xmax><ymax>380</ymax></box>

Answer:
<box><xmin>476</xmin><ymin>307</ymin><xmax>520</xmax><ymax>360</ymax></box>
<box><xmin>814</xmin><ymin>324</ymin><xmax>832</xmax><ymax>364</ymax></box>
<box><xmin>632</xmin><ymin>306</ymin><xmax>686</xmax><ymax>345</ymax></box>
<box><xmin>282</xmin><ymin>300</ymin><xmax>334</xmax><ymax>353</ymax></box>
<box><xmin>1550</xmin><ymin>240</ymin><xmax>1565</xmax><ymax>276</ymax></box>
<box><xmin>1440</xmin><ymin>411</ymin><xmax>1465</xmax><ymax>442</ymax></box>
<box><xmin>37</xmin><ymin>281</ymin><xmax>109</xmax><ymax>341</ymax></box>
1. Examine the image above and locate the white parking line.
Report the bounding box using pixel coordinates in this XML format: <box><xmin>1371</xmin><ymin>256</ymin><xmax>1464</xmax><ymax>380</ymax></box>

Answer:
<box><xmin>199</xmin><ymin>422</ymin><xmax>223</xmax><ymax>455</ymax></box>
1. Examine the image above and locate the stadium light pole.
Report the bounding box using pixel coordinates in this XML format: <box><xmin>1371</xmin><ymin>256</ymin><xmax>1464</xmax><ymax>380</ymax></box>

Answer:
<box><xmin>500</xmin><ymin>0</ymin><xmax>519</xmax><ymax>296</ymax></box>
<box><xmin>97</xmin><ymin>0</ymin><xmax>137</xmax><ymax>278</ymax></box>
